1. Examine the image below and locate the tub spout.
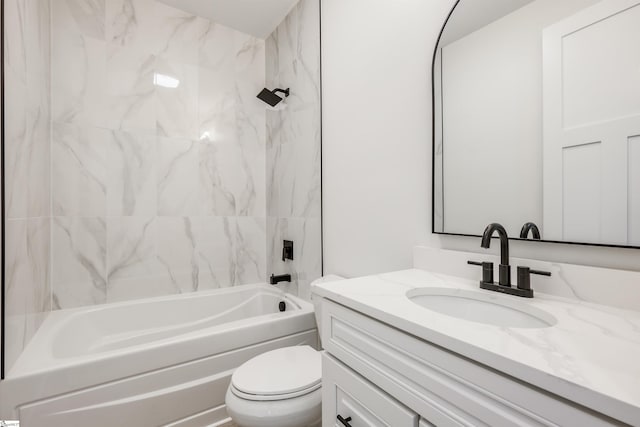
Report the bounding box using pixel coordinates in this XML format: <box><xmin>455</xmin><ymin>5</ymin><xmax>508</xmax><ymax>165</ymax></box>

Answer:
<box><xmin>270</xmin><ymin>274</ymin><xmax>292</xmax><ymax>285</ymax></box>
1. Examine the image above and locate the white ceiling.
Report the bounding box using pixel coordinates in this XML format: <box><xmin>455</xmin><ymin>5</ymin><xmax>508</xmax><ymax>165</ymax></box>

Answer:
<box><xmin>439</xmin><ymin>0</ymin><xmax>535</xmax><ymax>46</ymax></box>
<box><xmin>158</xmin><ymin>0</ymin><xmax>300</xmax><ymax>39</ymax></box>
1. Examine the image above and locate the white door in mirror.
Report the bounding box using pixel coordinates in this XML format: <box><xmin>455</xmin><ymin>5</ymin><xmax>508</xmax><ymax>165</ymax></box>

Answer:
<box><xmin>543</xmin><ymin>0</ymin><xmax>640</xmax><ymax>245</ymax></box>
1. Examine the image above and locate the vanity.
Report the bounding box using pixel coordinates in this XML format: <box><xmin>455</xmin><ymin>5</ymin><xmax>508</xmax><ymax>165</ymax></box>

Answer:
<box><xmin>313</xmin><ymin>259</ymin><xmax>640</xmax><ymax>427</ymax></box>
<box><xmin>345</xmin><ymin>1</ymin><xmax>640</xmax><ymax>422</ymax></box>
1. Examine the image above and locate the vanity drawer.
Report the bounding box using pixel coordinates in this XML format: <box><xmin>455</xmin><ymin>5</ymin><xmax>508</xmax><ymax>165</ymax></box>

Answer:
<box><xmin>323</xmin><ymin>353</ymin><xmax>419</xmax><ymax>427</ymax></box>
<box><xmin>321</xmin><ymin>299</ymin><xmax>624</xmax><ymax>427</ymax></box>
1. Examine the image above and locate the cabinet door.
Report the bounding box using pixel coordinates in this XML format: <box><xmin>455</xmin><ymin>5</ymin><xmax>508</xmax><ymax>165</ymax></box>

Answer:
<box><xmin>323</xmin><ymin>354</ymin><xmax>419</xmax><ymax>427</ymax></box>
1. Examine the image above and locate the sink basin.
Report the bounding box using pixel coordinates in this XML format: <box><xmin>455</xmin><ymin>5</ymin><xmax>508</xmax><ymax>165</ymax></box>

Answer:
<box><xmin>407</xmin><ymin>288</ymin><xmax>557</xmax><ymax>329</ymax></box>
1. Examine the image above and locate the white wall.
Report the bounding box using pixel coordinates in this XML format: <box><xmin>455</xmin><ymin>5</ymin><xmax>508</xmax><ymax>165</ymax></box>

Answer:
<box><xmin>321</xmin><ymin>0</ymin><xmax>447</xmax><ymax>278</ymax></box>
<box><xmin>321</xmin><ymin>0</ymin><xmax>640</xmax><ymax>279</ymax></box>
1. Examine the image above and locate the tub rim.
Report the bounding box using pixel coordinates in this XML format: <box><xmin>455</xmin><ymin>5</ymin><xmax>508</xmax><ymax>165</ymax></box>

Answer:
<box><xmin>7</xmin><ymin>284</ymin><xmax>314</xmax><ymax>380</ymax></box>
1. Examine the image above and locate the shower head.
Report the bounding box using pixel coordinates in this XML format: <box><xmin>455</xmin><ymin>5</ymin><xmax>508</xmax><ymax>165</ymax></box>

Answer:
<box><xmin>257</xmin><ymin>88</ymin><xmax>290</xmax><ymax>107</ymax></box>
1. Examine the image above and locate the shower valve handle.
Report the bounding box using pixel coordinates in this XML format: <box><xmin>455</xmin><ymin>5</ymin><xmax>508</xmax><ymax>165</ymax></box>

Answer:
<box><xmin>282</xmin><ymin>240</ymin><xmax>294</xmax><ymax>261</ymax></box>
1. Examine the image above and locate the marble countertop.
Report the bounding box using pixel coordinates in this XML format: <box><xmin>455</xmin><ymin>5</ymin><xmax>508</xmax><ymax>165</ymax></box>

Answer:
<box><xmin>313</xmin><ymin>269</ymin><xmax>640</xmax><ymax>425</ymax></box>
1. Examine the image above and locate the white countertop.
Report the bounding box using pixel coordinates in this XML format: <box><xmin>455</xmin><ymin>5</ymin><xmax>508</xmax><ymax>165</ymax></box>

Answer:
<box><xmin>313</xmin><ymin>269</ymin><xmax>640</xmax><ymax>425</ymax></box>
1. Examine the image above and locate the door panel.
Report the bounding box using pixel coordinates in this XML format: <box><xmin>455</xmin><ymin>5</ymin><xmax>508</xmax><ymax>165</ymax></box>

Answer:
<box><xmin>543</xmin><ymin>0</ymin><xmax>640</xmax><ymax>244</ymax></box>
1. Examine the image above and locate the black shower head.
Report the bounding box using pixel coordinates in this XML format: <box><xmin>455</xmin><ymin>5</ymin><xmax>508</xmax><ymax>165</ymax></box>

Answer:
<box><xmin>257</xmin><ymin>88</ymin><xmax>290</xmax><ymax>107</ymax></box>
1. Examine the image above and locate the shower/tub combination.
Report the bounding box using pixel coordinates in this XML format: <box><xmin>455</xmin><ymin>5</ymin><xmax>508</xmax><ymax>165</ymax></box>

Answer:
<box><xmin>1</xmin><ymin>0</ymin><xmax>321</xmax><ymax>424</ymax></box>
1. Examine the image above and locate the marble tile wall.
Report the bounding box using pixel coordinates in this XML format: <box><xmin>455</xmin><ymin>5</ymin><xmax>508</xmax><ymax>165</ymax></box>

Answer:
<box><xmin>50</xmin><ymin>0</ymin><xmax>268</xmax><ymax>308</ymax></box>
<box><xmin>2</xmin><ymin>1</ymin><xmax>322</xmax><ymax>363</ymax></box>
<box><xmin>266</xmin><ymin>0</ymin><xmax>322</xmax><ymax>301</ymax></box>
<box><xmin>4</xmin><ymin>0</ymin><xmax>52</xmax><ymax>373</ymax></box>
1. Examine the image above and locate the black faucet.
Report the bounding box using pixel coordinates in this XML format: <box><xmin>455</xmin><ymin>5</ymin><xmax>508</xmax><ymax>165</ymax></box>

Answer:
<box><xmin>520</xmin><ymin>222</ymin><xmax>541</xmax><ymax>240</ymax></box>
<box><xmin>469</xmin><ymin>222</ymin><xmax>551</xmax><ymax>298</ymax></box>
<box><xmin>270</xmin><ymin>274</ymin><xmax>291</xmax><ymax>285</ymax></box>
<box><xmin>480</xmin><ymin>223</ymin><xmax>511</xmax><ymax>286</ymax></box>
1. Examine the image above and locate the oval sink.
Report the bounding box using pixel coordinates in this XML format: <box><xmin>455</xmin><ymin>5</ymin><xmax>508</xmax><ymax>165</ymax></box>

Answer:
<box><xmin>406</xmin><ymin>288</ymin><xmax>557</xmax><ymax>329</ymax></box>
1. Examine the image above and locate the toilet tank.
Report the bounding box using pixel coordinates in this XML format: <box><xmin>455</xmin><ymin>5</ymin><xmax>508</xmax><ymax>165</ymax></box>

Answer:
<box><xmin>310</xmin><ymin>275</ymin><xmax>344</xmax><ymax>345</ymax></box>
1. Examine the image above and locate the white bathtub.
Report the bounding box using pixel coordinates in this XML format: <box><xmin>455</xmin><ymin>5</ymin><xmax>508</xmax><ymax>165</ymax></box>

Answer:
<box><xmin>0</xmin><ymin>284</ymin><xmax>318</xmax><ymax>426</ymax></box>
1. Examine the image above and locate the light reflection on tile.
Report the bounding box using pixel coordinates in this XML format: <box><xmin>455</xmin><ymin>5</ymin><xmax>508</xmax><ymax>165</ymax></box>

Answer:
<box><xmin>155</xmin><ymin>58</ymin><xmax>199</xmax><ymax>139</ymax></box>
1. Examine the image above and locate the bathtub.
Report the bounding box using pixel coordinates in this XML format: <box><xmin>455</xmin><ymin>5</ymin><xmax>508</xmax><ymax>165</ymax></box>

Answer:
<box><xmin>0</xmin><ymin>284</ymin><xmax>317</xmax><ymax>426</ymax></box>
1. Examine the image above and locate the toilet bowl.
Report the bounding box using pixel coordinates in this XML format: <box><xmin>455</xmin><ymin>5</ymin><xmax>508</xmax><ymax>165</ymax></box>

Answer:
<box><xmin>225</xmin><ymin>275</ymin><xmax>344</xmax><ymax>427</ymax></box>
<box><xmin>225</xmin><ymin>346</ymin><xmax>322</xmax><ymax>427</ymax></box>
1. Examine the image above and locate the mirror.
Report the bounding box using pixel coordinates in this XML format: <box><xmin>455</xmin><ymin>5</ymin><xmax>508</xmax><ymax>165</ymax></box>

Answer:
<box><xmin>433</xmin><ymin>0</ymin><xmax>640</xmax><ymax>247</ymax></box>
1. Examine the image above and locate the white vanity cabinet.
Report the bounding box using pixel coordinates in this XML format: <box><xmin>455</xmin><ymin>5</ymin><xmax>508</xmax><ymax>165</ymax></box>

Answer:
<box><xmin>323</xmin><ymin>354</ymin><xmax>419</xmax><ymax>426</ymax></box>
<box><xmin>320</xmin><ymin>298</ymin><xmax>627</xmax><ymax>427</ymax></box>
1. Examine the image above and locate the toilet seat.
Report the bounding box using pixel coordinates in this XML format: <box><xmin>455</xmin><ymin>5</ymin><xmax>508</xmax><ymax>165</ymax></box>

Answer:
<box><xmin>231</xmin><ymin>346</ymin><xmax>321</xmax><ymax>402</ymax></box>
<box><xmin>230</xmin><ymin>382</ymin><xmax>321</xmax><ymax>402</ymax></box>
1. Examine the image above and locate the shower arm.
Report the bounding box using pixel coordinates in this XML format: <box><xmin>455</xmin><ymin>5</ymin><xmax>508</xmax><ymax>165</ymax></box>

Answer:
<box><xmin>273</xmin><ymin>88</ymin><xmax>290</xmax><ymax>97</ymax></box>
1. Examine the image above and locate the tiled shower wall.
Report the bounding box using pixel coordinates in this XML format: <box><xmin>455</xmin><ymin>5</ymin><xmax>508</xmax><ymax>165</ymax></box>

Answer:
<box><xmin>4</xmin><ymin>0</ymin><xmax>52</xmax><ymax>373</ymax></box>
<box><xmin>3</xmin><ymin>0</ymin><xmax>321</xmax><ymax>373</ymax></box>
<box><xmin>50</xmin><ymin>0</ymin><xmax>268</xmax><ymax>308</ymax></box>
<box><xmin>266</xmin><ymin>0</ymin><xmax>322</xmax><ymax>301</ymax></box>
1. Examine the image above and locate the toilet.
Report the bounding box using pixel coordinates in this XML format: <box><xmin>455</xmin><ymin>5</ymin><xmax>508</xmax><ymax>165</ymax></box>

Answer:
<box><xmin>225</xmin><ymin>275</ymin><xmax>344</xmax><ymax>427</ymax></box>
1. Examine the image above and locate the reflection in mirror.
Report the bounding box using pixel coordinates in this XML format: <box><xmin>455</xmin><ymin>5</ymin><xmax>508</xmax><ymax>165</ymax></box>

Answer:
<box><xmin>433</xmin><ymin>0</ymin><xmax>640</xmax><ymax>247</ymax></box>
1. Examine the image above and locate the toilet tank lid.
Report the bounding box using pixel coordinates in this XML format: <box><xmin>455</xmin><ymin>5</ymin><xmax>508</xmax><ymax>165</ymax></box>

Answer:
<box><xmin>231</xmin><ymin>346</ymin><xmax>321</xmax><ymax>396</ymax></box>
<box><xmin>311</xmin><ymin>275</ymin><xmax>345</xmax><ymax>287</ymax></box>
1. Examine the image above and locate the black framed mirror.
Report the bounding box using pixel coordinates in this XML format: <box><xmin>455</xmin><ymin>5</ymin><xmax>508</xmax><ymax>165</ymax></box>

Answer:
<box><xmin>432</xmin><ymin>0</ymin><xmax>640</xmax><ymax>249</ymax></box>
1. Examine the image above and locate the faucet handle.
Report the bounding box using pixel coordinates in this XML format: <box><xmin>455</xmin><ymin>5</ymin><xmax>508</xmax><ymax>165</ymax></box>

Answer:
<box><xmin>468</xmin><ymin>260</ymin><xmax>494</xmax><ymax>285</ymax></box>
<box><xmin>517</xmin><ymin>266</ymin><xmax>551</xmax><ymax>293</ymax></box>
<box><xmin>530</xmin><ymin>269</ymin><xmax>552</xmax><ymax>277</ymax></box>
